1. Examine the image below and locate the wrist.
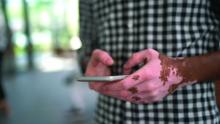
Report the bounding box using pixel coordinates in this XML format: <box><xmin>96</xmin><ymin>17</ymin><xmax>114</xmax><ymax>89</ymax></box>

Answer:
<box><xmin>159</xmin><ymin>55</ymin><xmax>188</xmax><ymax>88</ymax></box>
<box><xmin>165</xmin><ymin>57</ymin><xmax>193</xmax><ymax>94</ymax></box>
<box><xmin>174</xmin><ymin>51</ymin><xmax>220</xmax><ymax>84</ymax></box>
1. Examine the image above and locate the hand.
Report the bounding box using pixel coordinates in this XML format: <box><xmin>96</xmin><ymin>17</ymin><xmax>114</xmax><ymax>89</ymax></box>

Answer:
<box><xmin>91</xmin><ymin>49</ymin><xmax>186</xmax><ymax>104</ymax></box>
<box><xmin>85</xmin><ymin>49</ymin><xmax>114</xmax><ymax>90</ymax></box>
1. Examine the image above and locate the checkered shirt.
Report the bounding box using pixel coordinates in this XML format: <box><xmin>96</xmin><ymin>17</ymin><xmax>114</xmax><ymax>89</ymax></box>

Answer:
<box><xmin>80</xmin><ymin>0</ymin><xmax>220</xmax><ymax>123</ymax></box>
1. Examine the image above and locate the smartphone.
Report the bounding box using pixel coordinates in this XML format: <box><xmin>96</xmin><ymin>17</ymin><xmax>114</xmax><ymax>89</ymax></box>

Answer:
<box><xmin>77</xmin><ymin>75</ymin><xmax>128</xmax><ymax>82</ymax></box>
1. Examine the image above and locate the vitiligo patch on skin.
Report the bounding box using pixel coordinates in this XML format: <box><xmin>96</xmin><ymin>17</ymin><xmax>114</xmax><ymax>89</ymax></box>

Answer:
<box><xmin>128</xmin><ymin>87</ymin><xmax>138</xmax><ymax>94</ymax></box>
<box><xmin>132</xmin><ymin>75</ymin><xmax>140</xmax><ymax>81</ymax></box>
<box><xmin>159</xmin><ymin>55</ymin><xmax>171</xmax><ymax>85</ymax></box>
<box><xmin>88</xmin><ymin>48</ymin><xmax>213</xmax><ymax>104</ymax></box>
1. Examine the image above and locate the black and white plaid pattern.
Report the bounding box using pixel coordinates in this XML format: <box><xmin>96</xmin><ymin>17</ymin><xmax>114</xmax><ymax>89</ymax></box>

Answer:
<box><xmin>80</xmin><ymin>0</ymin><xmax>220</xmax><ymax>123</ymax></box>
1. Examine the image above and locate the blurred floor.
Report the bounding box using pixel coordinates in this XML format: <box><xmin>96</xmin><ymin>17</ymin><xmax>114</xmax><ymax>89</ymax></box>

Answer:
<box><xmin>0</xmin><ymin>53</ymin><xmax>98</xmax><ymax>124</ymax></box>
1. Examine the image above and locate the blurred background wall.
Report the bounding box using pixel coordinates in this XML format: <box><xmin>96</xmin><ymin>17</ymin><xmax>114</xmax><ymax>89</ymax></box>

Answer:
<box><xmin>1</xmin><ymin>0</ymin><xmax>81</xmax><ymax>73</ymax></box>
<box><xmin>0</xmin><ymin>0</ymin><xmax>99</xmax><ymax>124</ymax></box>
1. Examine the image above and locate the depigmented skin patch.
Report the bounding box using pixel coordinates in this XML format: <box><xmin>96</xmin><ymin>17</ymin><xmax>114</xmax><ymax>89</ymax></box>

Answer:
<box><xmin>159</xmin><ymin>55</ymin><xmax>172</xmax><ymax>85</ymax></box>
<box><xmin>128</xmin><ymin>87</ymin><xmax>138</xmax><ymax>94</ymax></box>
<box><xmin>159</xmin><ymin>54</ymin><xmax>200</xmax><ymax>87</ymax></box>
<box><xmin>132</xmin><ymin>75</ymin><xmax>140</xmax><ymax>81</ymax></box>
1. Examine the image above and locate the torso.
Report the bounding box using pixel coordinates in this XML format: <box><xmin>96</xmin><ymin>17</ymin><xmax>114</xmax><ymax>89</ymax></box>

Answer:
<box><xmin>89</xmin><ymin>0</ymin><xmax>220</xmax><ymax>123</ymax></box>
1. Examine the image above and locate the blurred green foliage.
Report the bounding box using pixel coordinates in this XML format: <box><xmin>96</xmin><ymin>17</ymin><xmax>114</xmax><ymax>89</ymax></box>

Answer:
<box><xmin>8</xmin><ymin>0</ymin><xmax>79</xmax><ymax>56</ymax></box>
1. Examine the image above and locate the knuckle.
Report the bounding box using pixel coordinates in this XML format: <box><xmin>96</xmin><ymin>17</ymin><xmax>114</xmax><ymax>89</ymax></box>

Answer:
<box><xmin>145</xmin><ymin>48</ymin><xmax>158</xmax><ymax>59</ymax></box>
<box><xmin>124</xmin><ymin>84</ymin><xmax>132</xmax><ymax>90</ymax></box>
<box><xmin>146</xmin><ymin>48</ymin><xmax>155</xmax><ymax>54</ymax></box>
<box><xmin>92</xmin><ymin>49</ymin><xmax>106</xmax><ymax>57</ymax></box>
<box><xmin>122</xmin><ymin>83</ymin><xmax>129</xmax><ymax>90</ymax></box>
<box><xmin>92</xmin><ymin>49</ymin><xmax>100</xmax><ymax>56</ymax></box>
<box><xmin>120</xmin><ymin>91</ymin><xmax>129</xmax><ymax>98</ymax></box>
<box><xmin>131</xmin><ymin>53</ymin><xmax>139</xmax><ymax>60</ymax></box>
<box><xmin>148</xmin><ymin>90</ymin><xmax>159</xmax><ymax>98</ymax></box>
<box><xmin>145</xmin><ymin>70</ymin><xmax>157</xmax><ymax>78</ymax></box>
<box><xmin>145</xmin><ymin>83</ymin><xmax>156</xmax><ymax>91</ymax></box>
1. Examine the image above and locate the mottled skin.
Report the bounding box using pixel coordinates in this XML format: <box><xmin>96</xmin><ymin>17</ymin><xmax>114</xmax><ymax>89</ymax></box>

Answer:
<box><xmin>85</xmin><ymin>49</ymin><xmax>220</xmax><ymax>104</ymax></box>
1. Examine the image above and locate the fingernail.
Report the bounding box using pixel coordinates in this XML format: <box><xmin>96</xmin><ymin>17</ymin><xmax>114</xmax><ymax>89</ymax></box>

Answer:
<box><xmin>105</xmin><ymin>59</ymin><xmax>114</xmax><ymax>65</ymax></box>
<box><xmin>110</xmin><ymin>59</ymin><xmax>114</xmax><ymax>65</ymax></box>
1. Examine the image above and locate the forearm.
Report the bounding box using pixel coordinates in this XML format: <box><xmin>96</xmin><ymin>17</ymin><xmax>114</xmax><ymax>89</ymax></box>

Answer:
<box><xmin>175</xmin><ymin>51</ymin><xmax>220</xmax><ymax>83</ymax></box>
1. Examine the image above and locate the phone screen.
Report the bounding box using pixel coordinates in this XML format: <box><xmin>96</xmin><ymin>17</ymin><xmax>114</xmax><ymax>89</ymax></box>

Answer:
<box><xmin>77</xmin><ymin>75</ymin><xmax>128</xmax><ymax>82</ymax></box>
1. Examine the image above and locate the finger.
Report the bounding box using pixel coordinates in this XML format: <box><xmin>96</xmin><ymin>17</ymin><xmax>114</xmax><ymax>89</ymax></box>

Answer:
<box><xmin>124</xmin><ymin>65</ymin><xmax>156</xmax><ymax>89</ymax></box>
<box><xmin>142</xmin><ymin>95</ymin><xmax>163</xmax><ymax>104</ymax></box>
<box><xmin>127</xmin><ymin>94</ymin><xmax>145</xmax><ymax>103</ymax></box>
<box><xmin>123</xmin><ymin>49</ymin><xmax>158</xmax><ymax>75</ymax></box>
<box><xmin>89</xmin><ymin>82</ymin><xmax>106</xmax><ymax>91</ymax></box>
<box><xmin>125</xmin><ymin>58</ymin><xmax>164</xmax><ymax>89</ymax></box>
<box><xmin>98</xmin><ymin>49</ymin><xmax>160</xmax><ymax>91</ymax></box>
<box><xmin>101</xmin><ymin>79</ymin><xmax>160</xmax><ymax>96</ymax></box>
<box><xmin>123</xmin><ymin>50</ymin><xmax>148</xmax><ymax>73</ymax></box>
<box><xmin>98</xmin><ymin>89</ymin><xmax>129</xmax><ymax>101</ymax></box>
<box><xmin>90</xmin><ymin>80</ymin><xmax>118</xmax><ymax>93</ymax></box>
<box><xmin>112</xmin><ymin>81</ymin><xmax>162</xmax><ymax>99</ymax></box>
<box><xmin>123</xmin><ymin>49</ymin><xmax>158</xmax><ymax>71</ymax></box>
<box><xmin>85</xmin><ymin>64</ymin><xmax>111</xmax><ymax>77</ymax></box>
<box><xmin>141</xmin><ymin>87</ymin><xmax>169</xmax><ymax>104</ymax></box>
<box><xmin>95</xmin><ymin>65</ymin><xmax>111</xmax><ymax>75</ymax></box>
<box><xmin>91</xmin><ymin>49</ymin><xmax>114</xmax><ymax>66</ymax></box>
<box><xmin>100</xmin><ymin>71</ymin><xmax>145</xmax><ymax>91</ymax></box>
<box><xmin>128</xmin><ymin>91</ymin><xmax>162</xmax><ymax>104</ymax></box>
<box><xmin>127</xmin><ymin>80</ymin><xmax>162</xmax><ymax>94</ymax></box>
<box><xmin>98</xmin><ymin>81</ymin><xmax>124</xmax><ymax>92</ymax></box>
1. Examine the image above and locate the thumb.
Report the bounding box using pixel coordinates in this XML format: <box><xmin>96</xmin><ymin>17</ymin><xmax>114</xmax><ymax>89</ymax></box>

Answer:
<box><xmin>123</xmin><ymin>49</ymin><xmax>159</xmax><ymax>74</ymax></box>
<box><xmin>91</xmin><ymin>49</ymin><xmax>114</xmax><ymax>66</ymax></box>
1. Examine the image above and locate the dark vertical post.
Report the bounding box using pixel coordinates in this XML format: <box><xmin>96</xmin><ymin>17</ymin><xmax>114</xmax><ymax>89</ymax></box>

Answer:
<box><xmin>0</xmin><ymin>0</ymin><xmax>16</xmax><ymax>74</ymax></box>
<box><xmin>22</xmin><ymin>0</ymin><xmax>34</xmax><ymax>70</ymax></box>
